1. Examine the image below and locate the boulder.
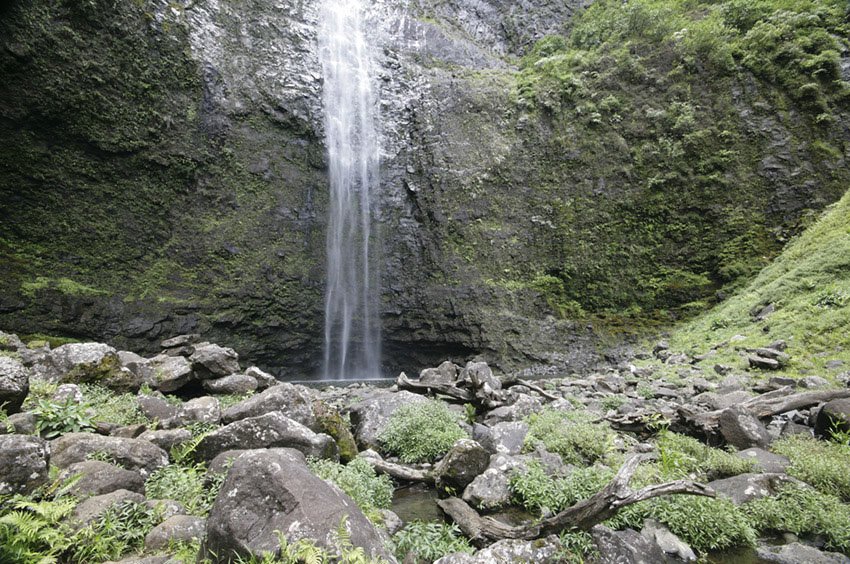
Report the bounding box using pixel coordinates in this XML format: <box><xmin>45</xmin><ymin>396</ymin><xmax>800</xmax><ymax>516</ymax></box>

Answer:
<box><xmin>59</xmin><ymin>460</ymin><xmax>145</xmax><ymax>497</ymax></box>
<box><xmin>4</xmin><ymin>411</ymin><xmax>37</xmax><ymax>434</ymax></box>
<box><xmin>189</xmin><ymin>343</ymin><xmax>240</xmax><ymax>379</ymax></box>
<box><xmin>748</xmin><ymin>355</ymin><xmax>781</xmax><ymax>370</ymax></box>
<box><xmin>51</xmin><ymin>433</ymin><xmax>169</xmax><ymax>477</ymax></box>
<box><xmin>145</xmin><ymin>515</ymin><xmax>206</xmax><ymax>551</ymax></box>
<box><xmin>202</xmin><ymin>449</ymin><xmax>391</xmax><ymax>562</ymax></box>
<box><xmin>194</xmin><ymin>412</ymin><xmax>337</xmax><ymax>461</ymax></box>
<box><xmin>0</xmin><ymin>356</ymin><xmax>29</xmax><ymax>413</ymax></box>
<box><xmin>735</xmin><ymin>448</ymin><xmax>790</xmax><ymax>473</ymax></box>
<box><xmin>70</xmin><ymin>489</ymin><xmax>145</xmax><ymax>527</ymax></box>
<box><xmin>110</xmin><ymin>424</ymin><xmax>148</xmax><ymax>438</ymax></box>
<box><xmin>475</xmin><ymin>421</ymin><xmax>529</xmax><ymax>455</ymax></box>
<box><xmin>161</xmin><ymin>396</ymin><xmax>221</xmax><ymax>429</ymax></box>
<box><xmin>708</xmin><ymin>473</ymin><xmax>798</xmax><ymax>505</ymax></box>
<box><xmin>49</xmin><ymin>343</ymin><xmax>140</xmax><ymax>392</ymax></box>
<box><xmin>641</xmin><ymin>519</ymin><xmax>696</xmax><ymax>562</ymax></box>
<box><xmin>591</xmin><ymin>525</ymin><xmax>677</xmax><ymax>564</ymax></box>
<box><xmin>462</xmin><ymin>361</ymin><xmax>501</xmax><ymax>392</ymax></box>
<box><xmin>53</xmin><ymin>383</ymin><xmax>84</xmax><ymax>403</ymax></box>
<box><xmin>433</xmin><ymin>439</ymin><xmax>490</xmax><ymax>494</ymax></box>
<box><xmin>245</xmin><ymin>366</ymin><xmax>278</xmax><ymax>390</ymax></box>
<box><xmin>0</xmin><ymin>434</ymin><xmax>49</xmax><ymax>494</ymax></box>
<box><xmin>202</xmin><ymin>374</ymin><xmax>258</xmax><ymax>395</ymax></box>
<box><xmin>221</xmin><ymin>383</ymin><xmax>316</xmax><ymax>429</ymax></box>
<box><xmin>719</xmin><ymin>407</ymin><xmax>772</xmax><ymax>449</ymax></box>
<box><xmin>137</xmin><ymin>393</ymin><xmax>178</xmax><ymax>422</ymax></box>
<box><xmin>118</xmin><ymin>351</ymin><xmax>155</xmax><ymax>386</ymax></box>
<box><xmin>161</xmin><ymin>334</ymin><xmax>200</xmax><ymax>349</ymax></box>
<box><xmin>756</xmin><ymin>542</ymin><xmax>850</xmax><ymax>564</ymax></box>
<box><xmin>815</xmin><ymin>398</ymin><xmax>850</xmax><ymax>438</ymax></box>
<box><xmin>434</xmin><ymin>536</ymin><xmax>561</xmax><ymax>563</ymax></box>
<box><xmin>462</xmin><ymin>454</ymin><xmax>530</xmax><ymax>511</ymax></box>
<box><xmin>349</xmin><ymin>390</ymin><xmax>427</xmax><ymax>450</ymax></box>
<box><xmin>148</xmin><ymin>355</ymin><xmax>194</xmax><ymax>393</ymax></box>
<box><xmin>799</xmin><ymin>376</ymin><xmax>829</xmax><ymax>389</ymax></box>
<box><xmin>312</xmin><ymin>399</ymin><xmax>358</xmax><ymax>462</ymax></box>
<box><xmin>138</xmin><ymin>429</ymin><xmax>192</xmax><ymax>451</ymax></box>
<box><xmin>483</xmin><ymin>394</ymin><xmax>543</xmax><ymax>425</ymax></box>
<box><xmin>419</xmin><ymin>361</ymin><xmax>461</xmax><ymax>386</ymax></box>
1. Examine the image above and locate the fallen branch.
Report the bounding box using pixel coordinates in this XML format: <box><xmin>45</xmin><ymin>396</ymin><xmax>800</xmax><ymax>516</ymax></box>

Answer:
<box><xmin>359</xmin><ymin>449</ymin><xmax>434</xmax><ymax>484</ymax></box>
<box><xmin>514</xmin><ymin>379</ymin><xmax>560</xmax><ymax>401</ymax></box>
<box><xmin>438</xmin><ymin>453</ymin><xmax>714</xmax><ymax>545</ymax></box>
<box><xmin>396</xmin><ymin>372</ymin><xmax>474</xmax><ymax>403</ymax></box>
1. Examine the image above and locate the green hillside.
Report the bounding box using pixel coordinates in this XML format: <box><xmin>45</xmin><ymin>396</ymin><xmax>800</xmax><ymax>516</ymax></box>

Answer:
<box><xmin>671</xmin><ymin>187</ymin><xmax>850</xmax><ymax>378</ymax></box>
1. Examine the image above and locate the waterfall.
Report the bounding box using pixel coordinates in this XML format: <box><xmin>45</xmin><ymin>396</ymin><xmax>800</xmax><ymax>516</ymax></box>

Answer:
<box><xmin>318</xmin><ymin>0</ymin><xmax>382</xmax><ymax>379</ymax></box>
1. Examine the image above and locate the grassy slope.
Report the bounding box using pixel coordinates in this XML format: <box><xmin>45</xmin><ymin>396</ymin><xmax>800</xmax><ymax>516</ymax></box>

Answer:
<box><xmin>671</xmin><ymin>187</ymin><xmax>850</xmax><ymax>377</ymax></box>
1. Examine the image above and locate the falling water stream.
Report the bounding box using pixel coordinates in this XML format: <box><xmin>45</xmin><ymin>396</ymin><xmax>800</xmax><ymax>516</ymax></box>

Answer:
<box><xmin>318</xmin><ymin>0</ymin><xmax>382</xmax><ymax>379</ymax></box>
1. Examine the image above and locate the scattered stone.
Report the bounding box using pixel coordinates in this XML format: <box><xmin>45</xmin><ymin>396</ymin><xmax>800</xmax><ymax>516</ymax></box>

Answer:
<box><xmin>110</xmin><ymin>424</ymin><xmax>147</xmax><ymax>438</ymax></box>
<box><xmin>641</xmin><ymin>519</ymin><xmax>696</xmax><ymax>561</ymax></box>
<box><xmin>148</xmin><ymin>355</ymin><xmax>194</xmax><ymax>393</ymax></box>
<box><xmin>51</xmin><ymin>433</ymin><xmax>169</xmax><ymax>477</ymax></box>
<box><xmin>137</xmin><ymin>393</ymin><xmax>178</xmax><ymax>422</ymax></box>
<box><xmin>749</xmin><ymin>356</ymin><xmax>781</xmax><ymax>370</ymax></box>
<box><xmin>433</xmin><ymin>439</ymin><xmax>490</xmax><ymax>494</ymax></box>
<box><xmin>203</xmin><ymin>374</ymin><xmax>257</xmax><ymax>395</ymax></box>
<box><xmin>708</xmin><ymin>473</ymin><xmax>798</xmax><ymax>505</ymax></box>
<box><xmin>780</xmin><ymin>421</ymin><xmax>812</xmax><ymax>438</ymax></box>
<box><xmin>799</xmin><ymin>375</ymin><xmax>829</xmax><ymax>389</ymax></box>
<box><xmin>49</xmin><ymin>343</ymin><xmax>140</xmax><ymax>392</ymax></box>
<box><xmin>420</xmin><ymin>360</ymin><xmax>460</xmax><ymax>386</ymax></box>
<box><xmin>189</xmin><ymin>343</ymin><xmax>240</xmax><ymax>379</ymax></box>
<box><xmin>194</xmin><ymin>412</ymin><xmax>338</xmax><ymax>461</ymax></box>
<box><xmin>462</xmin><ymin>361</ymin><xmax>501</xmax><ymax>392</ymax></box>
<box><xmin>144</xmin><ymin>515</ymin><xmax>206</xmax><ymax>551</ymax></box>
<box><xmin>825</xmin><ymin>360</ymin><xmax>845</xmax><ymax>371</ymax></box>
<box><xmin>756</xmin><ymin>542</ymin><xmax>850</xmax><ymax>563</ymax></box>
<box><xmin>713</xmin><ymin>364</ymin><xmax>733</xmax><ymax>376</ymax></box>
<box><xmin>53</xmin><ymin>383</ymin><xmax>84</xmax><ymax>403</ymax></box>
<box><xmin>59</xmin><ymin>460</ymin><xmax>145</xmax><ymax>497</ymax></box>
<box><xmin>462</xmin><ymin>454</ymin><xmax>529</xmax><ymax>511</ymax></box>
<box><xmin>161</xmin><ymin>396</ymin><xmax>221</xmax><ymax>429</ymax></box>
<box><xmin>380</xmin><ymin>509</ymin><xmax>404</xmax><ymax>535</ymax></box>
<box><xmin>0</xmin><ymin>434</ymin><xmax>50</xmax><ymax>495</ymax></box>
<box><xmin>118</xmin><ymin>351</ymin><xmax>155</xmax><ymax>385</ymax></box>
<box><xmin>312</xmin><ymin>399</ymin><xmax>358</xmax><ymax>462</ymax></box>
<box><xmin>814</xmin><ymin>398</ymin><xmax>850</xmax><ymax>438</ymax></box>
<box><xmin>591</xmin><ymin>524</ymin><xmax>675</xmax><ymax>564</ymax></box>
<box><xmin>768</xmin><ymin>376</ymin><xmax>798</xmax><ymax>389</ymax></box>
<box><xmin>145</xmin><ymin>499</ymin><xmax>187</xmax><ymax>521</ymax></box>
<box><xmin>349</xmin><ymin>390</ymin><xmax>427</xmax><ymax>450</ymax></box>
<box><xmin>475</xmin><ymin>421</ymin><xmax>528</xmax><ymax>455</ymax></box>
<box><xmin>435</xmin><ymin>536</ymin><xmax>562</xmax><ymax>563</ymax></box>
<box><xmin>719</xmin><ymin>407</ymin><xmax>772</xmax><ymax>449</ymax></box>
<box><xmin>245</xmin><ymin>366</ymin><xmax>278</xmax><ymax>390</ymax></box>
<box><xmin>0</xmin><ymin>356</ymin><xmax>29</xmax><ymax>413</ymax></box>
<box><xmin>139</xmin><ymin>429</ymin><xmax>192</xmax><ymax>451</ymax></box>
<box><xmin>221</xmin><ymin>383</ymin><xmax>316</xmax><ymax>429</ymax></box>
<box><xmin>203</xmin><ymin>449</ymin><xmax>390</xmax><ymax>562</ymax></box>
<box><xmin>70</xmin><ymin>489</ymin><xmax>145</xmax><ymax>527</ymax></box>
<box><xmin>160</xmin><ymin>334</ymin><xmax>201</xmax><ymax>349</ymax></box>
<box><xmin>4</xmin><ymin>411</ymin><xmax>37</xmax><ymax>434</ymax></box>
<box><xmin>735</xmin><ymin>448</ymin><xmax>790</xmax><ymax>473</ymax></box>
<box><xmin>483</xmin><ymin>394</ymin><xmax>543</xmax><ymax>425</ymax></box>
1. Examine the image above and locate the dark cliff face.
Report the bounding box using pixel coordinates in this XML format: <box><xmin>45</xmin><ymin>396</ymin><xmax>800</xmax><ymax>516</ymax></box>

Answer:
<box><xmin>1</xmin><ymin>0</ymin><xmax>848</xmax><ymax>377</ymax></box>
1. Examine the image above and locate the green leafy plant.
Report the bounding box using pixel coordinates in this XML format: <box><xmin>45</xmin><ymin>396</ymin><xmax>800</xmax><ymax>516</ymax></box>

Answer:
<box><xmin>556</xmin><ymin>530</ymin><xmax>599</xmax><ymax>564</ymax></box>
<box><xmin>771</xmin><ymin>435</ymin><xmax>850</xmax><ymax>500</ymax></box>
<box><xmin>0</xmin><ymin>494</ymin><xmax>77</xmax><ymax>563</ymax></box>
<box><xmin>600</xmin><ymin>395</ymin><xmax>626</xmax><ymax>411</ymax></box>
<box><xmin>656</xmin><ymin>431</ymin><xmax>754</xmax><ymax>480</ymax></box>
<box><xmin>523</xmin><ymin>409</ymin><xmax>614</xmax><ymax>464</ymax></box>
<box><xmin>145</xmin><ymin>463</ymin><xmax>220</xmax><ymax>516</ymax></box>
<box><xmin>392</xmin><ymin>521</ymin><xmax>474</xmax><ymax>563</ymax></box>
<box><xmin>510</xmin><ymin>460</ymin><xmax>613</xmax><ymax>515</ymax></box>
<box><xmin>32</xmin><ymin>398</ymin><xmax>95</xmax><ymax>438</ymax></box>
<box><xmin>744</xmin><ymin>484</ymin><xmax>850</xmax><ymax>553</ymax></box>
<box><xmin>78</xmin><ymin>384</ymin><xmax>148</xmax><ymax>426</ymax></box>
<box><xmin>170</xmin><ymin>421</ymin><xmax>220</xmax><ymax>465</ymax></box>
<box><xmin>379</xmin><ymin>400</ymin><xmax>467</xmax><ymax>463</ymax></box>
<box><xmin>308</xmin><ymin>457</ymin><xmax>393</xmax><ymax>522</ymax></box>
<box><xmin>69</xmin><ymin>499</ymin><xmax>160</xmax><ymax>563</ymax></box>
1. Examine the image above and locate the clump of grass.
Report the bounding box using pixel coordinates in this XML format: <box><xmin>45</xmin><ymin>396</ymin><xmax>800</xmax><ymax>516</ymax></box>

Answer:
<box><xmin>392</xmin><ymin>522</ymin><xmax>474</xmax><ymax>563</ymax></box>
<box><xmin>523</xmin><ymin>409</ymin><xmax>614</xmax><ymax>464</ymax></box>
<box><xmin>379</xmin><ymin>400</ymin><xmax>467</xmax><ymax>463</ymax></box>
<box><xmin>771</xmin><ymin>435</ymin><xmax>850</xmax><ymax>500</ymax></box>
<box><xmin>510</xmin><ymin>460</ymin><xmax>614</xmax><ymax>514</ymax></box>
<box><xmin>144</xmin><ymin>463</ymin><xmax>220</xmax><ymax>516</ymax></box>
<box><xmin>656</xmin><ymin>431</ymin><xmax>754</xmax><ymax>480</ymax></box>
<box><xmin>79</xmin><ymin>384</ymin><xmax>148</xmax><ymax>426</ymax></box>
<box><xmin>308</xmin><ymin>457</ymin><xmax>393</xmax><ymax>522</ymax></box>
<box><xmin>744</xmin><ymin>484</ymin><xmax>850</xmax><ymax>553</ymax></box>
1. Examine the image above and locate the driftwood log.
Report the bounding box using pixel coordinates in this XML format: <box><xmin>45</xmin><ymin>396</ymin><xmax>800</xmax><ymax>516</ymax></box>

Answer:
<box><xmin>396</xmin><ymin>372</ymin><xmax>475</xmax><ymax>403</ymax></box>
<box><xmin>678</xmin><ymin>386</ymin><xmax>850</xmax><ymax>434</ymax></box>
<box><xmin>437</xmin><ymin>453</ymin><xmax>714</xmax><ymax>545</ymax></box>
<box><xmin>359</xmin><ymin>449</ymin><xmax>434</xmax><ymax>483</ymax></box>
<box><xmin>396</xmin><ymin>372</ymin><xmax>559</xmax><ymax>409</ymax></box>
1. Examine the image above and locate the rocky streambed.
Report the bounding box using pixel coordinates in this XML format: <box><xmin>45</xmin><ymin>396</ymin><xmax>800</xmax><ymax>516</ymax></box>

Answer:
<box><xmin>1</xmin><ymin>330</ymin><xmax>850</xmax><ymax>563</ymax></box>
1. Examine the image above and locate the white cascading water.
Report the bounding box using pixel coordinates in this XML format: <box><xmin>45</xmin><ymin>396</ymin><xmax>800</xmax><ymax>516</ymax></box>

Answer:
<box><xmin>318</xmin><ymin>0</ymin><xmax>382</xmax><ymax>379</ymax></box>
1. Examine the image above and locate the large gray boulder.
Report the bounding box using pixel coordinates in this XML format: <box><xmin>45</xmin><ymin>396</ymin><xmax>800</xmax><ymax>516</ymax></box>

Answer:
<box><xmin>51</xmin><ymin>433</ymin><xmax>169</xmax><ymax>477</ymax></box>
<box><xmin>719</xmin><ymin>407</ymin><xmax>772</xmax><ymax>449</ymax></box>
<box><xmin>161</xmin><ymin>396</ymin><xmax>221</xmax><ymax>429</ymax></box>
<box><xmin>202</xmin><ymin>449</ymin><xmax>392</xmax><ymax>562</ymax></box>
<box><xmin>433</xmin><ymin>439</ymin><xmax>490</xmax><ymax>494</ymax></box>
<box><xmin>138</xmin><ymin>429</ymin><xmax>192</xmax><ymax>451</ymax></box>
<box><xmin>245</xmin><ymin>366</ymin><xmax>278</xmax><ymax>390</ymax></box>
<box><xmin>815</xmin><ymin>398</ymin><xmax>850</xmax><ymax>438</ymax></box>
<box><xmin>148</xmin><ymin>354</ymin><xmax>194</xmax><ymax>393</ymax></box>
<box><xmin>349</xmin><ymin>390</ymin><xmax>427</xmax><ymax>449</ymax></box>
<box><xmin>194</xmin><ymin>412</ymin><xmax>337</xmax><ymax>461</ymax></box>
<box><xmin>0</xmin><ymin>356</ymin><xmax>29</xmax><ymax>413</ymax></box>
<box><xmin>708</xmin><ymin>473</ymin><xmax>798</xmax><ymax>505</ymax></box>
<box><xmin>462</xmin><ymin>453</ymin><xmax>530</xmax><ymax>511</ymax></box>
<box><xmin>221</xmin><ymin>383</ymin><xmax>316</xmax><ymax>429</ymax></box>
<box><xmin>145</xmin><ymin>515</ymin><xmax>206</xmax><ymax>551</ymax></box>
<box><xmin>189</xmin><ymin>343</ymin><xmax>240</xmax><ymax>379</ymax></box>
<box><xmin>591</xmin><ymin>525</ymin><xmax>678</xmax><ymax>564</ymax></box>
<box><xmin>71</xmin><ymin>489</ymin><xmax>145</xmax><ymax>527</ymax></box>
<box><xmin>0</xmin><ymin>434</ymin><xmax>49</xmax><ymax>495</ymax></box>
<box><xmin>757</xmin><ymin>542</ymin><xmax>850</xmax><ymax>563</ymax></box>
<box><xmin>475</xmin><ymin>421</ymin><xmax>529</xmax><ymax>455</ymax></box>
<box><xmin>48</xmin><ymin>343</ymin><xmax>140</xmax><ymax>392</ymax></box>
<box><xmin>202</xmin><ymin>374</ymin><xmax>258</xmax><ymax>395</ymax></box>
<box><xmin>59</xmin><ymin>460</ymin><xmax>145</xmax><ymax>497</ymax></box>
<box><xmin>434</xmin><ymin>536</ymin><xmax>561</xmax><ymax>563</ymax></box>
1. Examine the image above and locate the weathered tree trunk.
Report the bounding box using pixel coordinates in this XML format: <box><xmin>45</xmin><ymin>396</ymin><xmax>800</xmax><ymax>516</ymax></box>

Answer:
<box><xmin>437</xmin><ymin>454</ymin><xmax>714</xmax><ymax>545</ymax></box>
<box><xmin>359</xmin><ymin>449</ymin><xmax>434</xmax><ymax>483</ymax></box>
